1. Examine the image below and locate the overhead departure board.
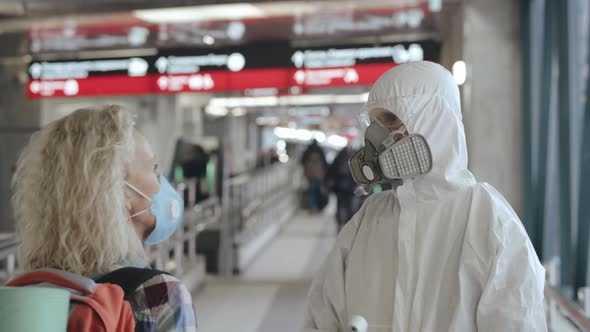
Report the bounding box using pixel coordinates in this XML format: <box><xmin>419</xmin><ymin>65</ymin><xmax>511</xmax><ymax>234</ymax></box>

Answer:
<box><xmin>26</xmin><ymin>41</ymin><xmax>439</xmax><ymax>98</ymax></box>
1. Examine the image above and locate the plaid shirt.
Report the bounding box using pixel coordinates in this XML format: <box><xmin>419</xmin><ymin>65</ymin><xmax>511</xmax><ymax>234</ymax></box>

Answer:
<box><xmin>127</xmin><ymin>272</ymin><xmax>197</xmax><ymax>332</ymax></box>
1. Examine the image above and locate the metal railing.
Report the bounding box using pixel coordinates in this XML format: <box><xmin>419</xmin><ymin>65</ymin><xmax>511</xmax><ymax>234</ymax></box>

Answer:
<box><xmin>219</xmin><ymin>161</ymin><xmax>301</xmax><ymax>274</ymax></box>
<box><xmin>545</xmin><ymin>261</ymin><xmax>590</xmax><ymax>332</ymax></box>
<box><xmin>546</xmin><ymin>286</ymin><xmax>590</xmax><ymax>331</ymax></box>
<box><xmin>0</xmin><ymin>234</ymin><xmax>17</xmax><ymax>282</ymax></box>
<box><xmin>147</xmin><ymin>179</ymin><xmax>221</xmax><ymax>278</ymax></box>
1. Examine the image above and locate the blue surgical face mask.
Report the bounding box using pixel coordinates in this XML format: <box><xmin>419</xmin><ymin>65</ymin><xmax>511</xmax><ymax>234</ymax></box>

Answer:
<box><xmin>125</xmin><ymin>175</ymin><xmax>184</xmax><ymax>245</ymax></box>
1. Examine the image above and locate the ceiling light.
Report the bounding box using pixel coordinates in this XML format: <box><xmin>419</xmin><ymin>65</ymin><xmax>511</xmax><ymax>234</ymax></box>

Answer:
<box><xmin>205</xmin><ymin>105</ymin><xmax>228</xmax><ymax>117</ymax></box>
<box><xmin>274</xmin><ymin>127</ymin><xmax>296</xmax><ymax>139</ymax></box>
<box><xmin>288</xmin><ymin>106</ymin><xmax>330</xmax><ymax>117</ymax></box>
<box><xmin>312</xmin><ymin>131</ymin><xmax>326</xmax><ymax>143</ymax></box>
<box><xmin>276</xmin><ymin>140</ymin><xmax>287</xmax><ymax>150</ymax></box>
<box><xmin>231</xmin><ymin>107</ymin><xmax>247</xmax><ymax>117</ymax></box>
<box><xmin>211</xmin><ymin>96</ymin><xmax>279</xmax><ymax>108</ymax></box>
<box><xmin>408</xmin><ymin>44</ymin><xmax>424</xmax><ymax>62</ymax></box>
<box><xmin>134</xmin><ymin>4</ymin><xmax>264</xmax><ymax>24</ymax></box>
<box><xmin>279</xmin><ymin>154</ymin><xmax>290</xmax><ymax>163</ymax></box>
<box><xmin>327</xmin><ymin>135</ymin><xmax>348</xmax><ymax>148</ymax></box>
<box><xmin>256</xmin><ymin>116</ymin><xmax>281</xmax><ymax>126</ymax></box>
<box><xmin>360</xmin><ymin>92</ymin><xmax>370</xmax><ymax>102</ymax></box>
<box><xmin>452</xmin><ymin>61</ymin><xmax>467</xmax><ymax>86</ymax></box>
<box><xmin>208</xmin><ymin>93</ymin><xmax>367</xmax><ymax>109</ymax></box>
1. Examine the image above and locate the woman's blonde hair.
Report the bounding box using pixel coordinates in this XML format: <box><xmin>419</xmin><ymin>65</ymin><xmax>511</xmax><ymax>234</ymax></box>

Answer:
<box><xmin>12</xmin><ymin>105</ymin><xmax>145</xmax><ymax>276</ymax></box>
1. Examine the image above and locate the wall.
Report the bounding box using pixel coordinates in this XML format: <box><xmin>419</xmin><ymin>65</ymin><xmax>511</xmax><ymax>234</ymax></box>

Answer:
<box><xmin>461</xmin><ymin>0</ymin><xmax>524</xmax><ymax>215</ymax></box>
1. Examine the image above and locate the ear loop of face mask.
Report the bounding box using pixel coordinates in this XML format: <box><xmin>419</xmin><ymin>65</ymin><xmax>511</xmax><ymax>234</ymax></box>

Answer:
<box><xmin>125</xmin><ymin>182</ymin><xmax>153</xmax><ymax>218</ymax></box>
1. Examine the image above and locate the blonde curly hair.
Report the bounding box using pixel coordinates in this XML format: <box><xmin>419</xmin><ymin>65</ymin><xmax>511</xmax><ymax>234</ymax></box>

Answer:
<box><xmin>12</xmin><ymin>105</ymin><xmax>145</xmax><ymax>276</ymax></box>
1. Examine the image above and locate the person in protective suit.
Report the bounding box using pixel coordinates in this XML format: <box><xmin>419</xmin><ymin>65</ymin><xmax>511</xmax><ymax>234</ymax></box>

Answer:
<box><xmin>303</xmin><ymin>62</ymin><xmax>546</xmax><ymax>331</ymax></box>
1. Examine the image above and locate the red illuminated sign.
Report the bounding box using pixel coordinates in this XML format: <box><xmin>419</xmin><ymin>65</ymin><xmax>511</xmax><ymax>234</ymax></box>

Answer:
<box><xmin>26</xmin><ymin>63</ymin><xmax>398</xmax><ymax>98</ymax></box>
<box><xmin>289</xmin><ymin>63</ymin><xmax>395</xmax><ymax>88</ymax></box>
<box><xmin>27</xmin><ymin>76</ymin><xmax>156</xmax><ymax>98</ymax></box>
<box><xmin>27</xmin><ymin>41</ymin><xmax>438</xmax><ymax>98</ymax></box>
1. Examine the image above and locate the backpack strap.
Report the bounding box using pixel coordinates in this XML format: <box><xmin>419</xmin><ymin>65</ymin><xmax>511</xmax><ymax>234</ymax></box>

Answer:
<box><xmin>94</xmin><ymin>267</ymin><xmax>169</xmax><ymax>299</ymax></box>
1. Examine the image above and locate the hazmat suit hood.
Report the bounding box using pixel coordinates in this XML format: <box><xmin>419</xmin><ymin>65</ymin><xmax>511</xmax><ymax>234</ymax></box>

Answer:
<box><xmin>361</xmin><ymin>61</ymin><xmax>476</xmax><ymax>198</ymax></box>
<box><xmin>303</xmin><ymin>61</ymin><xmax>547</xmax><ymax>332</ymax></box>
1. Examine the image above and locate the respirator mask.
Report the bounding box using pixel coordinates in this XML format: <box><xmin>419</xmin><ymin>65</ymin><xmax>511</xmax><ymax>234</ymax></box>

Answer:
<box><xmin>349</xmin><ymin>112</ymin><xmax>433</xmax><ymax>196</ymax></box>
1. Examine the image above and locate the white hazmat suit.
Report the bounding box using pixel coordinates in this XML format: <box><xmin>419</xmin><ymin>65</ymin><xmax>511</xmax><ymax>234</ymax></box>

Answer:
<box><xmin>303</xmin><ymin>62</ymin><xmax>547</xmax><ymax>332</ymax></box>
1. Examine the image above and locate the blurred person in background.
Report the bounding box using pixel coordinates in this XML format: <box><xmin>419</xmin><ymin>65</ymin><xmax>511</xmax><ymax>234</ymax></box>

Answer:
<box><xmin>256</xmin><ymin>148</ymin><xmax>280</xmax><ymax>168</ymax></box>
<box><xmin>301</xmin><ymin>139</ymin><xmax>328</xmax><ymax>213</ymax></box>
<box><xmin>269</xmin><ymin>148</ymin><xmax>280</xmax><ymax>164</ymax></box>
<box><xmin>10</xmin><ymin>106</ymin><xmax>197</xmax><ymax>331</ymax></box>
<box><xmin>326</xmin><ymin>143</ymin><xmax>360</xmax><ymax>231</ymax></box>
<box><xmin>303</xmin><ymin>62</ymin><xmax>546</xmax><ymax>331</ymax></box>
<box><xmin>180</xmin><ymin>143</ymin><xmax>210</xmax><ymax>203</ymax></box>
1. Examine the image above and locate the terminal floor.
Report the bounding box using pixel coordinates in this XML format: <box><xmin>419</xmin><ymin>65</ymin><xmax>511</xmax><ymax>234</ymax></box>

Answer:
<box><xmin>192</xmin><ymin>207</ymin><xmax>337</xmax><ymax>332</ymax></box>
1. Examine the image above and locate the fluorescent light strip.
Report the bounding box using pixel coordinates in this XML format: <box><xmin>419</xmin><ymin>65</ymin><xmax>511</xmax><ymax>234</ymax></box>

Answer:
<box><xmin>134</xmin><ymin>4</ymin><xmax>265</xmax><ymax>23</ymax></box>
<box><xmin>256</xmin><ymin>116</ymin><xmax>281</xmax><ymax>126</ymax></box>
<box><xmin>205</xmin><ymin>105</ymin><xmax>228</xmax><ymax>117</ymax></box>
<box><xmin>209</xmin><ymin>93</ymin><xmax>368</xmax><ymax>108</ymax></box>
<box><xmin>452</xmin><ymin>61</ymin><xmax>467</xmax><ymax>86</ymax></box>
<box><xmin>134</xmin><ymin>2</ymin><xmax>319</xmax><ymax>24</ymax></box>
<box><xmin>273</xmin><ymin>127</ymin><xmax>347</xmax><ymax>148</ymax></box>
